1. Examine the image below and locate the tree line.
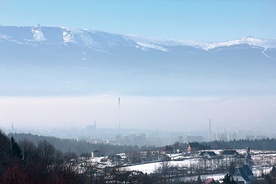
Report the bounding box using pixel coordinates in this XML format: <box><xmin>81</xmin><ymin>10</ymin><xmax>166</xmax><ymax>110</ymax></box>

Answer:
<box><xmin>9</xmin><ymin>132</ymin><xmax>160</xmax><ymax>156</ymax></box>
<box><xmin>9</xmin><ymin>132</ymin><xmax>276</xmax><ymax>157</ymax></box>
<box><xmin>171</xmin><ymin>138</ymin><xmax>276</xmax><ymax>152</ymax></box>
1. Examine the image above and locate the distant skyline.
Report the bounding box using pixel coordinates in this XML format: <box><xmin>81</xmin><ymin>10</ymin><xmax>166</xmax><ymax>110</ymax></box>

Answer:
<box><xmin>1</xmin><ymin>95</ymin><xmax>276</xmax><ymax>133</ymax></box>
<box><xmin>0</xmin><ymin>0</ymin><xmax>275</xmax><ymax>42</ymax></box>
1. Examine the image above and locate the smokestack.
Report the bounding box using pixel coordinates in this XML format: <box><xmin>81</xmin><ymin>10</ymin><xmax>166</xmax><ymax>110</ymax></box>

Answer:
<box><xmin>209</xmin><ymin>119</ymin><xmax>212</xmax><ymax>141</ymax></box>
<box><xmin>118</xmin><ymin>97</ymin><xmax>121</xmax><ymax>129</ymax></box>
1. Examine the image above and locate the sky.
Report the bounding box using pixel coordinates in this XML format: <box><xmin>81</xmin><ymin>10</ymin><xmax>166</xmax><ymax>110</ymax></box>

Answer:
<box><xmin>0</xmin><ymin>0</ymin><xmax>275</xmax><ymax>42</ymax></box>
<box><xmin>0</xmin><ymin>0</ymin><xmax>276</xmax><ymax>134</ymax></box>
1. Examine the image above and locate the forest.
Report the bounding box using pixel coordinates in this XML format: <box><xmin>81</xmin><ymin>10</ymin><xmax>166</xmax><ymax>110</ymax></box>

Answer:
<box><xmin>2</xmin><ymin>130</ymin><xmax>276</xmax><ymax>183</ymax></box>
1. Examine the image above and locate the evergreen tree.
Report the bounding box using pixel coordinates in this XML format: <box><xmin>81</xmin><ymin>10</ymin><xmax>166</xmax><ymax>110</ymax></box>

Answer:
<box><xmin>11</xmin><ymin>137</ymin><xmax>22</xmax><ymax>160</ymax></box>
<box><xmin>197</xmin><ymin>175</ymin><xmax>203</xmax><ymax>184</ymax></box>
<box><xmin>0</xmin><ymin>130</ymin><xmax>11</xmax><ymax>176</ymax></box>
<box><xmin>228</xmin><ymin>161</ymin><xmax>236</xmax><ymax>176</ymax></box>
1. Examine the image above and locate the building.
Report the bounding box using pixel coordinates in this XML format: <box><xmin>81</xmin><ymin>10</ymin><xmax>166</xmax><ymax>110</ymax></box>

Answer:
<box><xmin>162</xmin><ymin>145</ymin><xmax>174</xmax><ymax>154</ymax></box>
<box><xmin>214</xmin><ymin>133</ymin><xmax>228</xmax><ymax>141</ymax></box>
<box><xmin>187</xmin><ymin>142</ymin><xmax>210</xmax><ymax>153</ymax></box>
<box><xmin>220</xmin><ymin>149</ymin><xmax>239</xmax><ymax>158</ymax></box>
<box><xmin>107</xmin><ymin>154</ymin><xmax>122</xmax><ymax>164</ymax></box>
<box><xmin>199</xmin><ymin>151</ymin><xmax>217</xmax><ymax>159</ymax></box>
<box><xmin>92</xmin><ymin>150</ymin><xmax>102</xmax><ymax>157</ymax></box>
<box><xmin>233</xmin><ymin>165</ymin><xmax>253</xmax><ymax>184</ymax></box>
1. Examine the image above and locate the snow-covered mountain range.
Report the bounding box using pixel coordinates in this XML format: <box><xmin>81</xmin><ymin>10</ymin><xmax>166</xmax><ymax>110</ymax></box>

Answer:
<box><xmin>1</xmin><ymin>25</ymin><xmax>276</xmax><ymax>51</ymax></box>
<box><xmin>0</xmin><ymin>25</ymin><xmax>276</xmax><ymax>96</ymax></box>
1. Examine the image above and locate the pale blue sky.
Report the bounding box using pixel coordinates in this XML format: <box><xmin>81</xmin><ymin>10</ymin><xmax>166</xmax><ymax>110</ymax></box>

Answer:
<box><xmin>0</xmin><ymin>0</ymin><xmax>275</xmax><ymax>41</ymax></box>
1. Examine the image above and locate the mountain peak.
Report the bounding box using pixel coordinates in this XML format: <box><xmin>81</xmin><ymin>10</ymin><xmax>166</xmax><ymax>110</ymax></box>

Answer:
<box><xmin>203</xmin><ymin>36</ymin><xmax>276</xmax><ymax>50</ymax></box>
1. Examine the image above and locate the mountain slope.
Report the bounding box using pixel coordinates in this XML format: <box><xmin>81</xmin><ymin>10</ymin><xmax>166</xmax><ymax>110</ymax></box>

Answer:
<box><xmin>0</xmin><ymin>25</ymin><xmax>276</xmax><ymax>96</ymax></box>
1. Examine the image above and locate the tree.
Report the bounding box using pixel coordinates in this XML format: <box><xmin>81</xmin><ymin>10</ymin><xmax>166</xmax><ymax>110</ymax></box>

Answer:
<box><xmin>157</xmin><ymin>161</ymin><xmax>171</xmax><ymax>175</ymax></box>
<box><xmin>223</xmin><ymin>174</ymin><xmax>231</xmax><ymax>184</ymax></box>
<box><xmin>197</xmin><ymin>175</ymin><xmax>203</xmax><ymax>184</ymax></box>
<box><xmin>19</xmin><ymin>139</ymin><xmax>39</xmax><ymax>163</ymax></box>
<box><xmin>2</xmin><ymin>165</ymin><xmax>31</xmax><ymax>184</ymax></box>
<box><xmin>146</xmin><ymin>150</ymin><xmax>152</xmax><ymax>161</ymax></box>
<box><xmin>0</xmin><ymin>130</ymin><xmax>11</xmax><ymax>177</ymax></box>
<box><xmin>37</xmin><ymin>140</ymin><xmax>56</xmax><ymax>165</ymax></box>
<box><xmin>223</xmin><ymin>173</ymin><xmax>236</xmax><ymax>184</ymax></box>
<box><xmin>264</xmin><ymin>174</ymin><xmax>273</xmax><ymax>184</ymax></box>
<box><xmin>269</xmin><ymin>166</ymin><xmax>276</xmax><ymax>184</ymax></box>
<box><xmin>11</xmin><ymin>137</ymin><xmax>23</xmax><ymax>160</ymax></box>
<box><xmin>0</xmin><ymin>130</ymin><xmax>11</xmax><ymax>161</ymax></box>
<box><xmin>228</xmin><ymin>161</ymin><xmax>236</xmax><ymax>176</ymax></box>
<box><xmin>129</xmin><ymin>151</ymin><xmax>142</xmax><ymax>164</ymax></box>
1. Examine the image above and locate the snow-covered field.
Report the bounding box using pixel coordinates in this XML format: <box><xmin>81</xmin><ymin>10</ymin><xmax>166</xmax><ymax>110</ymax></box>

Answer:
<box><xmin>73</xmin><ymin>149</ymin><xmax>276</xmax><ymax>179</ymax></box>
<box><xmin>124</xmin><ymin>158</ymin><xmax>200</xmax><ymax>174</ymax></box>
<box><xmin>124</xmin><ymin>150</ymin><xmax>276</xmax><ymax>175</ymax></box>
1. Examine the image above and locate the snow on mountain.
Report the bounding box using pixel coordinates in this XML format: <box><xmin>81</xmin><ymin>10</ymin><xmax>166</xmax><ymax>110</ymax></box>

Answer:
<box><xmin>1</xmin><ymin>25</ymin><xmax>276</xmax><ymax>51</ymax></box>
<box><xmin>31</xmin><ymin>25</ymin><xmax>46</xmax><ymax>41</ymax></box>
<box><xmin>0</xmin><ymin>33</ymin><xmax>20</xmax><ymax>44</ymax></box>
<box><xmin>0</xmin><ymin>25</ymin><xmax>276</xmax><ymax>96</ymax></box>
<box><xmin>62</xmin><ymin>27</ymin><xmax>74</xmax><ymax>43</ymax></box>
<box><xmin>203</xmin><ymin>36</ymin><xmax>276</xmax><ymax>50</ymax></box>
<box><xmin>136</xmin><ymin>41</ymin><xmax>168</xmax><ymax>52</ymax></box>
<box><xmin>124</xmin><ymin>33</ymin><xmax>276</xmax><ymax>52</ymax></box>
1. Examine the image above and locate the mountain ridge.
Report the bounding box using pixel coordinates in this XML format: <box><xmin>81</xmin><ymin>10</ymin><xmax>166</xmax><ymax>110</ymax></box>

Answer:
<box><xmin>1</xmin><ymin>25</ymin><xmax>276</xmax><ymax>51</ymax></box>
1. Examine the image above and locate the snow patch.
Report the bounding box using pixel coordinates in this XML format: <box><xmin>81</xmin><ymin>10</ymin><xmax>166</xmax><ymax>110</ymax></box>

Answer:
<box><xmin>62</xmin><ymin>28</ymin><xmax>74</xmax><ymax>43</ymax></box>
<box><xmin>0</xmin><ymin>34</ymin><xmax>10</xmax><ymax>40</ymax></box>
<box><xmin>79</xmin><ymin>33</ymin><xmax>96</xmax><ymax>46</ymax></box>
<box><xmin>136</xmin><ymin>42</ymin><xmax>168</xmax><ymax>52</ymax></box>
<box><xmin>0</xmin><ymin>34</ymin><xmax>22</xmax><ymax>44</ymax></box>
<box><xmin>61</xmin><ymin>27</ymin><xmax>97</xmax><ymax>46</ymax></box>
<box><xmin>31</xmin><ymin>26</ymin><xmax>46</xmax><ymax>41</ymax></box>
<box><xmin>262</xmin><ymin>49</ymin><xmax>270</xmax><ymax>58</ymax></box>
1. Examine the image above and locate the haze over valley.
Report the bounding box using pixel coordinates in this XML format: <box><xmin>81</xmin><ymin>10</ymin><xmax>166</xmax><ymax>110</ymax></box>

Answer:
<box><xmin>0</xmin><ymin>25</ymin><xmax>276</xmax><ymax>134</ymax></box>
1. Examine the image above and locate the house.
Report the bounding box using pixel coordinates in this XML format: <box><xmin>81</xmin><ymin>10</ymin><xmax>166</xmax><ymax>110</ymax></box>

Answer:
<box><xmin>187</xmin><ymin>142</ymin><xmax>201</xmax><ymax>153</ymax></box>
<box><xmin>107</xmin><ymin>154</ymin><xmax>122</xmax><ymax>164</ymax></box>
<box><xmin>220</xmin><ymin>149</ymin><xmax>239</xmax><ymax>158</ymax></box>
<box><xmin>199</xmin><ymin>151</ymin><xmax>217</xmax><ymax>159</ymax></box>
<box><xmin>187</xmin><ymin>142</ymin><xmax>210</xmax><ymax>153</ymax></box>
<box><xmin>92</xmin><ymin>150</ymin><xmax>102</xmax><ymax>157</ymax></box>
<box><xmin>162</xmin><ymin>145</ymin><xmax>174</xmax><ymax>154</ymax></box>
<box><xmin>233</xmin><ymin>165</ymin><xmax>253</xmax><ymax>184</ymax></box>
